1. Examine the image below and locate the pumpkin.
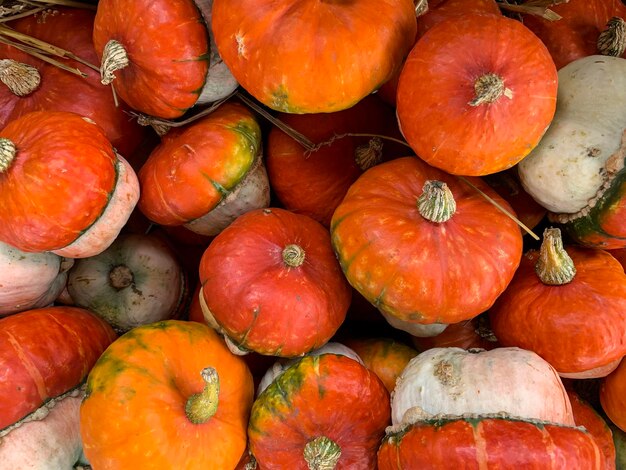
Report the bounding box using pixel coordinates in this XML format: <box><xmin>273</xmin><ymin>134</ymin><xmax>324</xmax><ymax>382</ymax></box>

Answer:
<box><xmin>610</xmin><ymin>422</ymin><xmax>626</xmax><ymax>468</ymax></box>
<box><xmin>330</xmin><ymin>156</ymin><xmax>523</xmax><ymax>326</ymax></box>
<box><xmin>92</xmin><ymin>0</ymin><xmax>225</xmax><ymax>119</ymax></box>
<box><xmin>518</xmin><ymin>55</ymin><xmax>626</xmax><ymax>249</ymax></box>
<box><xmin>211</xmin><ymin>0</ymin><xmax>417</xmax><ymax>113</ymax></box>
<box><xmin>66</xmin><ymin>233</ymin><xmax>187</xmax><ymax>333</ymax></box>
<box><xmin>522</xmin><ymin>0</ymin><xmax>626</xmax><ymax>70</ymax></box>
<box><xmin>248</xmin><ymin>354</ymin><xmax>390</xmax><ymax>469</ymax></box>
<box><xmin>344</xmin><ymin>338</ymin><xmax>418</xmax><ymax>393</ymax></box>
<box><xmin>199</xmin><ymin>207</ymin><xmax>351</xmax><ymax>357</ymax></box>
<box><xmin>0</xmin><ymin>241</ymin><xmax>73</xmax><ymax>317</ymax></box>
<box><xmin>256</xmin><ymin>342</ymin><xmax>362</xmax><ymax>395</ymax></box>
<box><xmin>390</xmin><ymin>347</ymin><xmax>574</xmax><ymax>432</ymax></box>
<box><xmin>80</xmin><ymin>320</ymin><xmax>254</xmax><ymax>469</ymax></box>
<box><xmin>377</xmin><ymin>0</ymin><xmax>501</xmax><ymax>107</ymax></box>
<box><xmin>0</xmin><ymin>7</ymin><xmax>145</xmax><ymax>159</ymax></box>
<box><xmin>0</xmin><ymin>390</ymin><xmax>88</xmax><ymax>469</ymax></box>
<box><xmin>0</xmin><ymin>306</ymin><xmax>116</xmax><ymax>430</ymax></box>
<box><xmin>490</xmin><ymin>228</ymin><xmax>626</xmax><ymax>378</ymax></box>
<box><xmin>601</xmin><ymin>359</ymin><xmax>626</xmax><ymax>432</ymax></box>
<box><xmin>266</xmin><ymin>94</ymin><xmax>404</xmax><ymax>227</ymax></box>
<box><xmin>378</xmin><ymin>415</ymin><xmax>604</xmax><ymax>469</ymax></box>
<box><xmin>396</xmin><ymin>14</ymin><xmax>557</xmax><ymax>176</ymax></box>
<box><xmin>568</xmin><ymin>390</ymin><xmax>616</xmax><ymax>469</ymax></box>
<box><xmin>0</xmin><ymin>111</ymin><xmax>139</xmax><ymax>258</ymax></box>
<box><xmin>410</xmin><ymin>316</ymin><xmax>499</xmax><ymax>352</ymax></box>
<box><xmin>138</xmin><ymin>101</ymin><xmax>269</xmax><ymax>236</ymax></box>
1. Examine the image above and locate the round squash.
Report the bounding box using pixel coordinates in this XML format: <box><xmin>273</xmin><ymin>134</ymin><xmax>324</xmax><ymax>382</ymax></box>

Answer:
<box><xmin>138</xmin><ymin>101</ymin><xmax>269</xmax><ymax>236</ymax></box>
<box><xmin>211</xmin><ymin>0</ymin><xmax>417</xmax><ymax>113</ymax></box>
<box><xmin>330</xmin><ymin>156</ymin><xmax>523</xmax><ymax>326</ymax></box>
<box><xmin>601</xmin><ymin>359</ymin><xmax>626</xmax><ymax>433</ymax></box>
<box><xmin>80</xmin><ymin>320</ymin><xmax>254</xmax><ymax>470</ymax></box>
<box><xmin>396</xmin><ymin>14</ymin><xmax>557</xmax><ymax>176</ymax></box>
<box><xmin>0</xmin><ymin>111</ymin><xmax>139</xmax><ymax>258</ymax></box>
<box><xmin>249</xmin><ymin>354</ymin><xmax>390</xmax><ymax>469</ymax></box>
<box><xmin>199</xmin><ymin>207</ymin><xmax>351</xmax><ymax>356</ymax></box>
<box><xmin>490</xmin><ymin>228</ymin><xmax>626</xmax><ymax>378</ymax></box>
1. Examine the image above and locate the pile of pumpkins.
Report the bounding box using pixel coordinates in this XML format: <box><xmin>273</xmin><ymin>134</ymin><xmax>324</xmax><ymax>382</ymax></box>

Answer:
<box><xmin>1</xmin><ymin>0</ymin><xmax>626</xmax><ymax>468</ymax></box>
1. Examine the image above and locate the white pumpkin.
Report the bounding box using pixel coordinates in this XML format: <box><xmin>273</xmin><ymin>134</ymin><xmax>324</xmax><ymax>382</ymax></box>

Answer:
<box><xmin>390</xmin><ymin>347</ymin><xmax>574</xmax><ymax>432</ymax></box>
<box><xmin>0</xmin><ymin>241</ymin><xmax>73</xmax><ymax>317</ymax></box>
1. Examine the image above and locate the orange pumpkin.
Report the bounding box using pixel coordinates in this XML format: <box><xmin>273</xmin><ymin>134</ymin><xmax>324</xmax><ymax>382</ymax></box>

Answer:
<box><xmin>601</xmin><ymin>359</ymin><xmax>626</xmax><ymax>432</ymax></box>
<box><xmin>0</xmin><ymin>111</ymin><xmax>139</xmax><ymax>257</ymax></box>
<box><xmin>80</xmin><ymin>320</ymin><xmax>254</xmax><ymax>469</ymax></box>
<box><xmin>396</xmin><ymin>14</ymin><xmax>557</xmax><ymax>176</ymax></box>
<box><xmin>211</xmin><ymin>0</ymin><xmax>417</xmax><ymax>113</ymax></box>
<box><xmin>331</xmin><ymin>156</ymin><xmax>523</xmax><ymax>326</ymax></box>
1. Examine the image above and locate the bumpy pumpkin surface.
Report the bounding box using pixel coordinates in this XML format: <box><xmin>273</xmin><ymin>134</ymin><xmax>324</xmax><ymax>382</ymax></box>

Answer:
<box><xmin>80</xmin><ymin>320</ymin><xmax>254</xmax><ymax>470</ymax></box>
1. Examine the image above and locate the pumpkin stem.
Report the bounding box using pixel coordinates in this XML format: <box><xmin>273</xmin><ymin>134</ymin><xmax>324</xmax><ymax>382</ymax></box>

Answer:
<box><xmin>109</xmin><ymin>264</ymin><xmax>134</xmax><ymax>290</ymax></box>
<box><xmin>303</xmin><ymin>436</ymin><xmax>341</xmax><ymax>470</ymax></box>
<box><xmin>185</xmin><ymin>367</ymin><xmax>220</xmax><ymax>425</ymax></box>
<box><xmin>469</xmin><ymin>73</ymin><xmax>512</xmax><ymax>107</ymax></box>
<box><xmin>0</xmin><ymin>138</ymin><xmax>17</xmax><ymax>173</ymax></box>
<box><xmin>283</xmin><ymin>244</ymin><xmax>305</xmax><ymax>268</ymax></box>
<box><xmin>100</xmin><ymin>39</ymin><xmax>129</xmax><ymax>86</ymax></box>
<box><xmin>415</xmin><ymin>0</ymin><xmax>428</xmax><ymax>17</ymax></box>
<box><xmin>417</xmin><ymin>180</ymin><xmax>456</xmax><ymax>223</ymax></box>
<box><xmin>136</xmin><ymin>114</ymin><xmax>171</xmax><ymax>136</ymax></box>
<box><xmin>354</xmin><ymin>137</ymin><xmax>384</xmax><ymax>171</ymax></box>
<box><xmin>598</xmin><ymin>17</ymin><xmax>626</xmax><ymax>58</ymax></box>
<box><xmin>535</xmin><ymin>227</ymin><xmax>576</xmax><ymax>285</ymax></box>
<box><xmin>0</xmin><ymin>59</ymin><xmax>40</xmax><ymax>96</ymax></box>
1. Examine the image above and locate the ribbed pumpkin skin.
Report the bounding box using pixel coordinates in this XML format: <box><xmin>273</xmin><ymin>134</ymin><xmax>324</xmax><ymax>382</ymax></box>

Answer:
<box><xmin>523</xmin><ymin>0</ymin><xmax>626</xmax><ymax>69</ymax></box>
<box><xmin>199</xmin><ymin>208</ymin><xmax>351</xmax><ymax>356</ymax></box>
<box><xmin>330</xmin><ymin>156</ymin><xmax>523</xmax><ymax>325</ymax></box>
<box><xmin>378</xmin><ymin>416</ymin><xmax>604</xmax><ymax>469</ymax></box>
<box><xmin>93</xmin><ymin>0</ymin><xmax>209</xmax><ymax>118</ymax></box>
<box><xmin>601</xmin><ymin>359</ymin><xmax>626</xmax><ymax>433</ymax></box>
<box><xmin>249</xmin><ymin>354</ymin><xmax>390</xmax><ymax>469</ymax></box>
<box><xmin>211</xmin><ymin>0</ymin><xmax>417</xmax><ymax>113</ymax></box>
<box><xmin>568</xmin><ymin>390</ymin><xmax>616</xmax><ymax>469</ymax></box>
<box><xmin>490</xmin><ymin>248</ymin><xmax>626</xmax><ymax>375</ymax></box>
<box><xmin>266</xmin><ymin>95</ymin><xmax>403</xmax><ymax>227</ymax></box>
<box><xmin>80</xmin><ymin>321</ymin><xmax>254</xmax><ymax>470</ymax></box>
<box><xmin>0</xmin><ymin>111</ymin><xmax>117</xmax><ymax>252</ymax></box>
<box><xmin>397</xmin><ymin>14</ymin><xmax>557</xmax><ymax>176</ymax></box>
<box><xmin>138</xmin><ymin>101</ymin><xmax>261</xmax><ymax>225</ymax></box>
<box><xmin>0</xmin><ymin>8</ymin><xmax>145</xmax><ymax>158</ymax></box>
<box><xmin>0</xmin><ymin>306</ymin><xmax>116</xmax><ymax>430</ymax></box>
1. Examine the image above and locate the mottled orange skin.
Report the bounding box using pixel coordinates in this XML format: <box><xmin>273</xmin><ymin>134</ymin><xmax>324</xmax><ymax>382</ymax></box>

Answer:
<box><xmin>490</xmin><ymin>247</ymin><xmax>626</xmax><ymax>375</ymax></box>
<box><xmin>397</xmin><ymin>14</ymin><xmax>558</xmax><ymax>176</ymax></box>
<box><xmin>523</xmin><ymin>0</ymin><xmax>626</xmax><ymax>70</ymax></box>
<box><xmin>211</xmin><ymin>0</ymin><xmax>417</xmax><ymax>113</ymax></box>
<box><xmin>0</xmin><ymin>306</ymin><xmax>116</xmax><ymax>430</ymax></box>
<box><xmin>378</xmin><ymin>0</ymin><xmax>500</xmax><ymax>107</ymax></box>
<box><xmin>200</xmin><ymin>208</ymin><xmax>351</xmax><ymax>357</ymax></box>
<box><xmin>93</xmin><ymin>0</ymin><xmax>209</xmax><ymax>118</ymax></box>
<box><xmin>266</xmin><ymin>95</ymin><xmax>405</xmax><ymax>227</ymax></box>
<box><xmin>138</xmin><ymin>102</ymin><xmax>261</xmax><ymax>225</ymax></box>
<box><xmin>80</xmin><ymin>321</ymin><xmax>254</xmax><ymax>470</ymax></box>
<box><xmin>568</xmin><ymin>390</ymin><xmax>616</xmax><ymax>469</ymax></box>
<box><xmin>602</xmin><ymin>359</ymin><xmax>626</xmax><ymax>433</ymax></box>
<box><xmin>249</xmin><ymin>354</ymin><xmax>390</xmax><ymax>469</ymax></box>
<box><xmin>378</xmin><ymin>416</ymin><xmax>604</xmax><ymax>469</ymax></box>
<box><xmin>330</xmin><ymin>156</ymin><xmax>523</xmax><ymax>325</ymax></box>
<box><xmin>344</xmin><ymin>338</ymin><xmax>417</xmax><ymax>393</ymax></box>
<box><xmin>0</xmin><ymin>8</ymin><xmax>145</xmax><ymax>158</ymax></box>
<box><xmin>0</xmin><ymin>111</ymin><xmax>117</xmax><ymax>252</ymax></box>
